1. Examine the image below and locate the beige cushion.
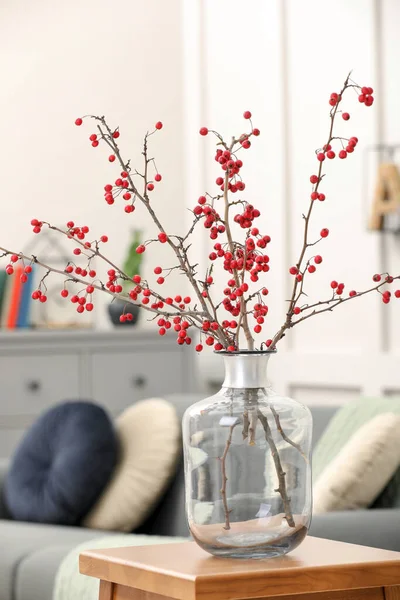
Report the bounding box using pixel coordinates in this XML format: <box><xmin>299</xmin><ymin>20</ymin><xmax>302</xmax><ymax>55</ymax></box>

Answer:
<box><xmin>83</xmin><ymin>398</ymin><xmax>181</xmax><ymax>531</ymax></box>
<box><xmin>313</xmin><ymin>413</ymin><xmax>400</xmax><ymax>513</ymax></box>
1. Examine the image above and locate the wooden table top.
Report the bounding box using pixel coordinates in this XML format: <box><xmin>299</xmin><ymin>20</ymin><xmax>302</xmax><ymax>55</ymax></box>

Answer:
<box><xmin>79</xmin><ymin>537</ymin><xmax>400</xmax><ymax>600</ymax></box>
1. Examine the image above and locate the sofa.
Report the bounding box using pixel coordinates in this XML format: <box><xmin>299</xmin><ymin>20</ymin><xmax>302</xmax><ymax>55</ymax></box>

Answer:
<box><xmin>0</xmin><ymin>395</ymin><xmax>399</xmax><ymax>600</ymax></box>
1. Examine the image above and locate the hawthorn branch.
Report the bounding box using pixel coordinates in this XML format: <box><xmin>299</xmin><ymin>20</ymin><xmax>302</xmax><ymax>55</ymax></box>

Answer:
<box><xmin>291</xmin><ymin>275</ymin><xmax>400</xmax><ymax>327</ymax></box>
<box><xmin>0</xmin><ymin>246</ymin><xmax>208</xmax><ymax>322</ymax></box>
<box><xmin>271</xmin><ymin>72</ymin><xmax>352</xmax><ymax>349</ymax></box>
<box><xmin>219</xmin><ymin>420</ymin><xmax>240</xmax><ymax>530</ymax></box>
<box><xmin>257</xmin><ymin>409</ymin><xmax>295</xmax><ymax>528</ymax></box>
<box><xmin>95</xmin><ymin>116</ymin><xmax>231</xmax><ymax>347</ymax></box>
<box><xmin>270</xmin><ymin>405</ymin><xmax>308</xmax><ymax>463</ymax></box>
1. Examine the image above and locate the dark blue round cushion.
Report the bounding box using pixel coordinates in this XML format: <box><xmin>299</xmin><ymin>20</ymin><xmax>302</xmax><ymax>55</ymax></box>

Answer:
<box><xmin>4</xmin><ymin>401</ymin><xmax>118</xmax><ymax>525</ymax></box>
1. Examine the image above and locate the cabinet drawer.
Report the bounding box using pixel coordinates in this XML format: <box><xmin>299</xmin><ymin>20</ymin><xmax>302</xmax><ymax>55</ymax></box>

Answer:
<box><xmin>0</xmin><ymin>354</ymin><xmax>80</xmax><ymax>415</ymax></box>
<box><xmin>91</xmin><ymin>350</ymin><xmax>184</xmax><ymax>411</ymax></box>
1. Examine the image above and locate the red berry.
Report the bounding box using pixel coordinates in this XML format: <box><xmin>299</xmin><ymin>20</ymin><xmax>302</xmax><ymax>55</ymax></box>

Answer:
<box><xmin>10</xmin><ymin>254</ymin><xmax>18</xmax><ymax>263</ymax></box>
<box><xmin>293</xmin><ymin>307</ymin><xmax>301</xmax><ymax>315</ymax></box>
<box><xmin>198</xmin><ymin>196</ymin><xmax>207</xmax><ymax>205</ymax></box>
<box><xmin>243</xmin><ymin>111</ymin><xmax>252</xmax><ymax>119</ymax></box>
<box><xmin>158</xmin><ymin>232</ymin><xmax>168</xmax><ymax>243</ymax></box>
<box><xmin>359</xmin><ymin>94</ymin><xmax>365</xmax><ymax>103</ymax></box>
<box><xmin>108</xmin><ymin>155</ymin><xmax>116</xmax><ymax>162</ymax></box>
<box><xmin>195</xmin><ymin>344</ymin><xmax>203</xmax><ymax>352</ymax></box>
<box><xmin>349</xmin><ymin>290</ymin><xmax>357</xmax><ymax>297</ymax></box>
<box><xmin>157</xmin><ymin>277</ymin><xmax>165</xmax><ymax>285</ymax></box>
<box><xmin>331</xmin><ymin>280</ymin><xmax>338</xmax><ymax>289</ymax></box>
<box><xmin>86</xmin><ymin>303</ymin><xmax>94</xmax><ymax>311</ymax></box>
<box><xmin>216</xmin><ymin>177</ymin><xmax>224</xmax><ymax>186</ymax></box>
<box><xmin>100</xmin><ymin>235</ymin><xmax>108</xmax><ymax>243</ymax></box>
<box><xmin>159</xmin><ymin>327</ymin><xmax>166</xmax><ymax>336</ymax></box>
<box><xmin>123</xmin><ymin>192</ymin><xmax>131</xmax><ymax>201</ymax></box>
<box><xmin>310</xmin><ymin>175</ymin><xmax>319</xmax><ymax>184</ymax></box>
<box><xmin>317</xmin><ymin>153</ymin><xmax>325</xmax><ymax>162</ymax></box>
<box><xmin>252</xmin><ymin>128</ymin><xmax>260</xmax><ymax>136</ymax></box>
<box><xmin>20</xmin><ymin>274</ymin><xmax>28</xmax><ymax>283</ymax></box>
<box><xmin>311</xmin><ymin>192</ymin><xmax>319</xmax><ymax>201</ymax></box>
<box><xmin>242</xmin><ymin>139</ymin><xmax>251</xmax><ymax>149</ymax></box>
<box><xmin>327</xmin><ymin>150</ymin><xmax>335</xmax><ymax>159</ymax></box>
<box><xmin>147</xmin><ymin>183</ymin><xmax>154</xmax><ymax>191</ymax></box>
<box><xmin>61</xmin><ymin>289</ymin><xmax>69</xmax><ymax>298</ymax></box>
<box><xmin>136</xmin><ymin>244</ymin><xmax>146</xmax><ymax>254</ymax></box>
<box><xmin>365</xmin><ymin>96</ymin><xmax>374</xmax><ymax>107</ymax></box>
<box><xmin>321</xmin><ymin>228</ymin><xmax>329</xmax><ymax>238</ymax></box>
<box><xmin>73</xmin><ymin>248</ymin><xmax>81</xmax><ymax>255</ymax></box>
<box><xmin>112</xmin><ymin>130</ymin><xmax>120</xmax><ymax>139</ymax></box>
<box><xmin>395</xmin><ymin>290</ymin><xmax>400</xmax><ymax>298</ymax></box>
<box><xmin>92</xmin><ymin>141</ymin><xmax>99</xmax><ymax>148</ymax></box>
<box><xmin>184</xmin><ymin>296</ymin><xmax>191</xmax><ymax>304</ymax></box>
<box><xmin>75</xmin><ymin>118</ymin><xmax>83</xmax><ymax>126</ymax></box>
<box><xmin>89</xmin><ymin>134</ymin><xmax>97</xmax><ymax>141</ymax></box>
<box><xmin>342</xmin><ymin>113</ymin><xmax>350</xmax><ymax>121</ymax></box>
<box><xmin>318</xmin><ymin>193</ymin><xmax>325</xmax><ymax>201</ymax></box>
<box><xmin>199</xmin><ymin>127</ymin><xmax>208</xmax><ymax>136</ymax></box>
<box><xmin>314</xmin><ymin>255</ymin><xmax>323</xmax><ymax>264</ymax></box>
<box><xmin>155</xmin><ymin>121</ymin><xmax>163</xmax><ymax>130</ymax></box>
<box><xmin>308</xmin><ymin>265</ymin><xmax>316</xmax><ymax>273</ymax></box>
<box><xmin>24</xmin><ymin>265</ymin><xmax>32</xmax><ymax>274</ymax></box>
<box><xmin>254</xmin><ymin>325</ymin><xmax>262</xmax><ymax>334</ymax></box>
<box><xmin>373</xmin><ymin>274</ymin><xmax>381</xmax><ymax>282</ymax></box>
<box><xmin>296</xmin><ymin>274</ymin><xmax>303</xmax><ymax>282</ymax></box>
<box><xmin>339</xmin><ymin>150</ymin><xmax>347</xmax><ymax>159</ymax></box>
<box><xmin>289</xmin><ymin>266</ymin><xmax>298</xmax><ymax>275</ymax></box>
<box><xmin>33</xmin><ymin>226</ymin><xmax>41</xmax><ymax>234</ymax></box>
<box><xmin>39</xmin><ymin>295</ymin><xmax>47</xmax><ymax>303</ymax></box>
<box><xmin>155</xmin><ymin>174</ymin><xmax>162</xmax><ymax>182</ymax></box>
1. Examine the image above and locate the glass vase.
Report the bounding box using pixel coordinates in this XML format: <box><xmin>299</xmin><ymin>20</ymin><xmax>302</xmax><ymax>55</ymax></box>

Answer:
<box><xmin>182</xmin><ymin>351</ymin><xmax>312</xmax><ymax>559</ymax></box>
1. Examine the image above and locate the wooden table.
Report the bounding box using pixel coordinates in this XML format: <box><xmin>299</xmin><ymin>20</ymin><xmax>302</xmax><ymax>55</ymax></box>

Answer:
<box><xmin>79</xmin><ymin>537</ymin><xmax>400</xmax><ymax>600</ymax></box>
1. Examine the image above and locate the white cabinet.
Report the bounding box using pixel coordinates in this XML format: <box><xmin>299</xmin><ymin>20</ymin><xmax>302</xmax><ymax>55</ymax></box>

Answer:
<box><xmin>0</xmin><ymin>329</ymin><xmax>195</xmax><ymax>457</ymax></box>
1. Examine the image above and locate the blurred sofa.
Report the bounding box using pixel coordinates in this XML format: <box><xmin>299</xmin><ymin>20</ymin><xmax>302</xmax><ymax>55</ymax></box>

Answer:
<box><xmin>0</xmin><ymin>396</ymin><xmax>399</xmax><ymax>600</ymax></box>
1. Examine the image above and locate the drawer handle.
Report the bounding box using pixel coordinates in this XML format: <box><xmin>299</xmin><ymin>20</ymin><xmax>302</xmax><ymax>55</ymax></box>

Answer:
<box><xmin>132</xmin><ymin>375</ymin><xmax>146</xmax><ymax>388</ymax></box>
<box><xmin>27</xmin><ymin>380</ymin><xmax>41</xmax><ymax>393</ymax></box>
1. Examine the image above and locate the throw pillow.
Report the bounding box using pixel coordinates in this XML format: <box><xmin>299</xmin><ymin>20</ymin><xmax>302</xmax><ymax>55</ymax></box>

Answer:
<box><xmin>313</xmin><ymin>413</ymin><xmax>400</xmax><ymax>513</ymax></box>
<box><xmin>4</xmin><ymin>401</ymin><xmax>118</xmax><ymax>525</ymax></box>
<box><xmin>83</xmin><ymin>397</ymin><xmax>181</xmax><ymax>532</ymax></box>
<box><xmin>312</xmin><ymin>396</ymin><xmax>400</xmax><ymax>484</ymax></box>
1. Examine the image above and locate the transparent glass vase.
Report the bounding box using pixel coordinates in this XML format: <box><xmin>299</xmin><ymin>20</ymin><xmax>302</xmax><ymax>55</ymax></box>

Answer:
<box><xmin>183</xmin><ymin>351</ymin><xmax>312</xmax><ymax>559</ymax></box>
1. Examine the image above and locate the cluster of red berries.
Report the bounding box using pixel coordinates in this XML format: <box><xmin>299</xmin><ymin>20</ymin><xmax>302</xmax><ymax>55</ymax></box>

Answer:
<box><xmin>358</xmin><ymin>86</ymin><xmax>374</xmax><ymax>107</ymax></box>
<box><xmin>31</xmin><ymin>289</ymin><xmax>47</xmax><ymax>303</ymax></box>
<box><xmin>193</xmin><ymin>197</ymin><xmax>225</xmax><ymax>239</ymax></box>
<box><xmin>214</xmin><ymin>150</ymin><xmax>246</xmax><ymax>193</ymax></box>
<box><xmin>330</xmin><ymin>280</ymin><xmax>345</xmax><ymax>295</ymax></box>
<box><xmin>316</xmin><ymin>137</ymin><xmax>358</xmax><ymax>163</ymax></box>
<box><xmin>233</xmin><ymin>203</ymin><xmax>261</xmax><ymax>229</ymax></box>
<box><xmin>5</xmin><ymin>255</ymin><xmax>33</xmax><ymax>285</ymax></box>
<box><xmin>31</xmin><ymin>219</ymin><xmax>43</xmax><ymax>234</ymax></box>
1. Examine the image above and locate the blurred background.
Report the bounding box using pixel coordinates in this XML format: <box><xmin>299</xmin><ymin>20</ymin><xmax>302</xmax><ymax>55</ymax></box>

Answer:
<box><xmin>0</xmin><ymin>0</ymin><xmax>399</xmax><ymax>404</ymax></box>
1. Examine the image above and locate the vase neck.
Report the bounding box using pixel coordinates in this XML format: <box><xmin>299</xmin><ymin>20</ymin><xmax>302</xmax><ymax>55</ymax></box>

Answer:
<box><xmin>222</xmin><ymin>353</ymin><xmax>271</xmax><ymax>389</ymax></box>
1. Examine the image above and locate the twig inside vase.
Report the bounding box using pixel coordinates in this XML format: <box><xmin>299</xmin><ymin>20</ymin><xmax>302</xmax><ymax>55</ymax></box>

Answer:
<box><xmin>219</xmin><ymin>420</ymin><xmax>239</xmax><ymax>530</ymax></box>
<box><xmin>257</xmin><ymin>409</ymin><xmax>296</xmax><ymax>528</ymax></box>
<box><xmin>269</xmin><ymin>405</ymin><xmax>309</xmax><ymax>463</ymax></box>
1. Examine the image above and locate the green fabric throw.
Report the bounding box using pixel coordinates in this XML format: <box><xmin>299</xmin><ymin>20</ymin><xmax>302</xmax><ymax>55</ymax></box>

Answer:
<box><xmin>53</xmin><ymin>534</ymin><xmax>188</xmax><ymax>600</ymax></box>
<box><xmin>312</xmin><ymin>396</ymin><xmax>400</xmax><ymax>484</ymax></box>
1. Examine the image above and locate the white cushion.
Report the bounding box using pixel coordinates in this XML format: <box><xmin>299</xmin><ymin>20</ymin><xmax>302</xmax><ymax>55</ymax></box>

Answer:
<box><xmin>313</xmin><ymin>412</ymin><xmax>400</xmax><ymax>513</ymax></box>
<box><xmin>83</xmin><ymin>398</ymin><xmax>180</xmax><ymax>531</ymax></box>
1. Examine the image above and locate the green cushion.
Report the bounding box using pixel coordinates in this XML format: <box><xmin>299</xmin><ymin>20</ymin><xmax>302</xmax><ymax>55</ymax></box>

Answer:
<box><xmin>312</xmin><ymin>397</ymin><xmax>400</xmax><ymax>488</ymax></box>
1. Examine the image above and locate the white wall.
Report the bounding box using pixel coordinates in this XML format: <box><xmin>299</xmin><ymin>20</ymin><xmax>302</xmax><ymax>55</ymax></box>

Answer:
<box><xmin>0</xmin><ymin>0</ymin><xmax>185</xmax><ymax>329</ymax></box>
<box><xmin>183</xmin><ymin>0</ymin><xmax>400</xmax><ymax>401</ymax></box>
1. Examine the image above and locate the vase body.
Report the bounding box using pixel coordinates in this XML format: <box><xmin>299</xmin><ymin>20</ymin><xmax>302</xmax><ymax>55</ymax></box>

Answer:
<box><xmin>182</xmin><ymin>352</ymin><xmax>312</xmax><ymax>559</ymax></box>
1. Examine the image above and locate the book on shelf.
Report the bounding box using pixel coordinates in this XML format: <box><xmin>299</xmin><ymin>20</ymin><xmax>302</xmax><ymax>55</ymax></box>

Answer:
<box><xmin>7</xmin><ymin>265</ymin><xmax>24</xmax><ymax>329</ymax></box>
<box><xmin>17</xmin><ymin>264</ymin><xmax>35</xmax><ymax>328</ymax></box>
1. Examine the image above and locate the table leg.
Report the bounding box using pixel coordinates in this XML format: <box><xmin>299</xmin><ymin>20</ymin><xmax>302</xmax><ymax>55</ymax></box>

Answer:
<box><xmin>99</xmin><ymin>581</ymin><xmax>114</xmax><ymax>600</ymax></box>
<box><xmin>384</xmin><ymin>587</ymin><xmax>400</xmax><ymax>600</ymax></box>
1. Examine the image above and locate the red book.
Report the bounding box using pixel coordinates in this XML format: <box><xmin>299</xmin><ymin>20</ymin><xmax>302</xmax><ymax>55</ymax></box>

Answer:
<box><xmin>7</xmin><ymin>266</ymin><xmax>24</xmax><ymax>329</ymax></box>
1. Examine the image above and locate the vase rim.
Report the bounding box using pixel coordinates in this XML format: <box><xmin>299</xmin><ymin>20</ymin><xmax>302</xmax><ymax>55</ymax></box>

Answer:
<box><xmin>215</xmin><ymin>349</ymin><xmax>277</xmax><ymax>356</ymax></box>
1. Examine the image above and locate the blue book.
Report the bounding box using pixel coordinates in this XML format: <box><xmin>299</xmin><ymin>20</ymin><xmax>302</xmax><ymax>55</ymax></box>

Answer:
<box><xmin>17</xmin><ymin>265</ymin><xmax>35</xmax><ymax>328</ymax></box>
